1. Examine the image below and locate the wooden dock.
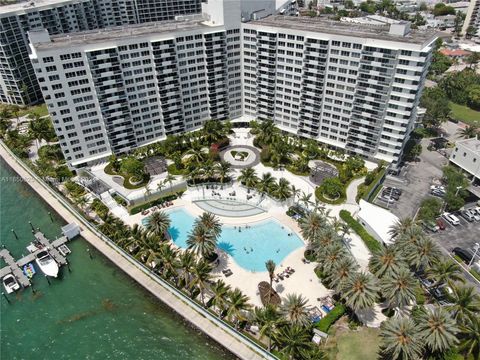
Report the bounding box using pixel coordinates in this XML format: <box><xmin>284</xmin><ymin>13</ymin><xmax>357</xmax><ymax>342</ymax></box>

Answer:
<box><xmin>0</xmin><ymin>231</ymin><xmax>71</xmax><ymax>290</ymax></box>
<box><xmin>0</xmin><ymin>249</ymin><xmax>31</xmax><ymax>288</ymax></box>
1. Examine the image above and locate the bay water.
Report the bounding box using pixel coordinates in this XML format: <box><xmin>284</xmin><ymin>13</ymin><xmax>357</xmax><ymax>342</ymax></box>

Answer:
<box><xmin>0</xmin><ymin>158</ymin><xmax>233</xmax><ymax>359</ymax></box>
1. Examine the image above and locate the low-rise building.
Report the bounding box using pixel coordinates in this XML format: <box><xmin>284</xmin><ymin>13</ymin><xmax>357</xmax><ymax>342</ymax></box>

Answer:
<box><xmin>450</xmin><ymin>137</ymin><xmax>480</xmax><ymax>183</ymax></box>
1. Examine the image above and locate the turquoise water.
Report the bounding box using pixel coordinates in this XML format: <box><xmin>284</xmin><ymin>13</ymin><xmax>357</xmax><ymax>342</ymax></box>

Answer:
<box><xmin>167</xmin><ymin>208</ymin><xmax>304</xmax><ymax>272</ymax></box>
<box><xmin>0</xmin><ymin>159</ymin><xmax>234</xmax><ymax>360</ymax></box>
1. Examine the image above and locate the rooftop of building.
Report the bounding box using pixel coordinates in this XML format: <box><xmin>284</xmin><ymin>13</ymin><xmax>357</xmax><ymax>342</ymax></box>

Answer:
<box><xmin>439</xmin><ymin>48</ymin><xmax>472</xmax><ymax>57</ymax></box>
<box><xmin>248</xmin><ymin>15</ymin><xmax>438</xmax><ymax>45</ymax></box>
<box><xmin>456</xmin><ymin>137</ymin><xmax>480</xmax><ymax>154</ymax></box>
<box><xmin>0</xmin><ymin>0</ymin><xmax>83</xmax><ymax>15</ymax></box>
<box><xmin>31</xmin><ymin>17</ymin><xmax>212</xmax><ymax>50</ymax></box>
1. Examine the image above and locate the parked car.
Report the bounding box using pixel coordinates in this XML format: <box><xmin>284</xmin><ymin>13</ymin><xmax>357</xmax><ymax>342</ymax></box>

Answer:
<box><xmin>452</xmin><ymin>247</ymin><xmax>473</xmax><ymax>264</ymax></box>
<box><xmin>468</xmin><ymin>208</ymin><xmax>480</xmax><ymax>221</ymax></box>
<box><xmin>420</xmin><ymin>220</ymin><xmax>439</xmax><ymax>232</ymax></box>
<box><xmin>436</xmin><ymin>218</ymin><xmax>447</xmax><ymax>230</ymax></box>
<box><xmin>443</xmin><ymin>212</ymin><xmax>460</xmax><ymax>226</ymax></box>
<box><xmin>461</xmin><ymin>210</ymin><xmax>475</xmax><ymax>222</ymax></box>
<box><xmin>385</xmin><ymin>187</ymin><xmax>402</xmax><ymax>196</ymax></box>
<box><xmin>382</xmin><ymin>190</ymin><xmax>400</xmax><ymax>200</ymax></box>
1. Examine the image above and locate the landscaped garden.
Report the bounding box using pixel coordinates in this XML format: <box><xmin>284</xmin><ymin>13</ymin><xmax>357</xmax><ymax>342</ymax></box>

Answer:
<box><xmin>104</xmin><ymin>155</ymin><xmax>150</xmax><ymax>189</ymax></box>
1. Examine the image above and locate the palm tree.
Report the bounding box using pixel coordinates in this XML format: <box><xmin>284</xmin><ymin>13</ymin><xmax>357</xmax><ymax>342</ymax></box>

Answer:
<box><xmin>317</xmin><ymin>242</ymin><xmax>347</xmax><ymax>276</ymax></box>
<box><xmin>237</xmin><ymin>167</ymin><xmax>259</xmax><ymax>189</ymax></box>
<box><xmin>446</xmin><ymin>285</ymin><xmax>480</xmax><ymax>324</ymax></box>
<box><xmin>279</xmin><ymin>293</ymin><xmax>311</xmax><ymax>327</ymax></box>
<box><xmin>379</xmin><ymin>316</ymin><xmax>423</xmax><ymax>360</ymax></box>
<box><xmin>299</xmin><ymin>191</ymin><xmax>313</xmax><ymax>210</ymax></box>
<box><xmin>458</xmin><ymin>316</ymin><xmax>480</xmax><ymax>360</ymax></box>
<box><xmin>342</xmin><ymin>272</ymin><xmax>379</xmax><ymax>312</ymax></box>
<box><xmin>314</xmin><ymin>227</ymin><xmax>340</xmax><ymax>248</ymax></box>
<box><xmin>156</xmin><ymin>181</ymin><xmax>165</xmax><ymax>193</ymax></box>
<box><xmin>275</xmin><ymin>325</ymin><xmax>312</xmax><ymax>360</ymax></box>
<box><xmin>290</xmin><ymin>184</ymin><xmax>301</xmax><ymax>204</ymax></box>
<box><xmin>226</xmin><ymin>288</ymin><xmax>251</xmax><ymax>329</ymax></box>
<box><xmin>164</xmin><ymin>174</ymin><xmax>176</xmax><ymax>191</ymax></box>
<box><xmin>216</xmin><ymin>161</ymin><xmax>232</xmax><ymax>183</ymax></box>
<box><xmin>207</xmin><ymin>280</ymin><xmax>231</xmax><ymax>316</ymax></box>
<box><xmin>256</xmin><ymin>119</ymin><xmax>278</xmax><ymax>146</ymax></box>
<box><xmin>144</xmin><ymin>185</ymin><xmax>152</xmax><ymax>201</ymax></box>
<box><xmin>405</xmin><ymin>236</ymin><xmax>441</xmax><ymax>271</ymax></box>
<box><xmin>369</xmin><ymin>246</ymin><xmax>406</xmax><ymax>278</ymax></box>
<box><xmin>265</xmin><ymin>260</ymin><xmax>276</xmax><ymax>304</ymax></box>
<box><xmin>146</xmin><ymin>211</ymin><xmax>171</xmax><ymax>238</ymax></box>
<box><xmin>299</xmin><ymin>212</ymin><xmax>327</xmax><ymax>244</ymax></box>
<box><xmin>253</xmin><ymin>304</ymin><xmax>282</xmax><ymax>352</ymax></box>
<box><xmin>178</xmin><ymin>250</ymin><xmax>196</xmax><ymax>289</ymax></box>
<box><xmin>257</xmin><ymin>172</ymin><xmax>276</xmax><ymax>196</ymax></box>
<box><xmin>157</xmin><ymin>242</ymin><xmax>179</xmax><ymax>283</ymax></box>
<box><xmin>415</xmin><ymin>306</ymin><xmax>459</xmax><ymax>355</ymax></box>
<box><xmin>195</xmin><ymin>212</ymin><xmax>222</xmax><ymax>239</ymax></box>
<box><xmin>426</xmin><ymin>259</ymin><xmax>465</xmax><ymax>290</ymax></box>
<box><xmin>388</xmin><ymin>217</ymin><xmax>415</xmax><ymax>239</ymax></box>
<box><xmin>190</xmin><ymin>258</ymin><xmax>213</xmax><ymax>305</ymax></box>
<box><xmin>457</xmin><ymin>125</ymin><xmax>479</xmax><ymax>139</ymax></box>
<box><xmin>274</xmin><ymin>177</ymin><xmax>292</xmax><ymax>201</ymax></box>
<box><xmin>394</xmin><ymin>225</ymin><xmax>425</xmax><ymax>251</ymax></box>
<box><xmin>186</xmin><ymin>223</ymin><xmax>217</xmax><ymax>259</ymax></box>
<box><xmin>327</xmin><ymin>256</ymin><xmax>359</xmax><ymax>294</ymax></box>
<box><xmin>380</xmin><ymin>267</ymin><xmax>418</xmax><ymax>309</ymax></box>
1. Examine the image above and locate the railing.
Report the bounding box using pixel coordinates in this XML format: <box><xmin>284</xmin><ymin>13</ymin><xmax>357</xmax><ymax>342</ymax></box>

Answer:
<box><xmin>191</xmin><ymin>195</ymin><xmax>268</xmax><ymax>211</ymax></box>
<box><xmin>0</xmin><ymin>141</ymin><xmax>277</xmax><ymax>360</ymax></box>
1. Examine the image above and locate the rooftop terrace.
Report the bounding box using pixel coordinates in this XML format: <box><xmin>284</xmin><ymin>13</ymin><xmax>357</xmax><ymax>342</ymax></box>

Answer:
<box><xmin>249</xmin><ymin>15</ymin><xmax>438</xmax><ymax>45</ymax></box>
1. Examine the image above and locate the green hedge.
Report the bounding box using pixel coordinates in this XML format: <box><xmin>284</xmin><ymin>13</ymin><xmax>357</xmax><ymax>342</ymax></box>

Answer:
<box><xmin>129</xmin><ymin>194</ymin><xmax>179</xmax><ymax>215</ymax></box>
<box><xmin>167</xmin><ymin>163</ymin><xmax>188</xmax><ymax>175</ymax></box>
<box><xmin>315</xmin><ymin>186</ymin><xmax>346</xmax><ymax>205</ymax></box>
<box><xmin>339</xmin><ymin>210</ymin><xmax>382</xmax><ymax>252</ymax></box>
<box><xmin>315</xmin><ymin>303</ymin><xmax>346</xmax><ymax>333</ymax></box>
<box><xmin>356</xmin><ymin>168</ymin><xmax>386</xmax><ymax>202</ymax></box>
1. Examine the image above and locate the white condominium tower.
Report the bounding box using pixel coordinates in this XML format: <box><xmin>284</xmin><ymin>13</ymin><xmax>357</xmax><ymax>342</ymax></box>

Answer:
<box><xmin>242</xmin><ymin>17</ymin><xmax>436</xmax><ymax>164</ymax></box>
<box><xmin>29</xmin><ymin>17</ymin><xmax>241</xmax><ymax>167</ymax></box>
<box><xmin>29</xmin><ymin>6</ymin><xmax>437</xmax><ymax>168</ymax></box>
<box><xmin>0</xmin><ymin>0</ymin><xmax>202</xmax><ymax>105</ymax></box>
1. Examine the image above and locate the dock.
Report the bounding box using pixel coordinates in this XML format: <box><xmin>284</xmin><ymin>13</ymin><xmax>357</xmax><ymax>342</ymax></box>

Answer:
<box><xmin>0</xmin><ymin>230</ymin><xmax>73</xmax><ymax>290</ymax></box>
<box><xmin>0</xmin><ymin>249</ymin><xmax>31</xmax><ymax>288</ymax></box>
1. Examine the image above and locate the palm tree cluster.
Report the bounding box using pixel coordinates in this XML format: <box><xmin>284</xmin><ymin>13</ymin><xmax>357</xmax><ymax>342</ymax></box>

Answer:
<box><xmin>89</xmin><ymin>205</ymin><xmax>328</xmax><ymax>358</ymax></box>
<box><xmin>237</xmin><ymin>168</ymin><xmax>293</xmax><ymax>202</ymax></box>
<box><xmin>376</xmin><ymin>218</ymin><xmax>480</xmax><ymax>359</ymax></box>
<box><xmin>300</xmin><ymin>210</ymin><xmax>379</xmax><ymax>313</ymax></box>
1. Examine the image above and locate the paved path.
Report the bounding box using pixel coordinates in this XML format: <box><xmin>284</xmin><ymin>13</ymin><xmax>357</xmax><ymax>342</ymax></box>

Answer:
<box><xmin>345</xmin><ymin>177</ymin><xmax>365</xmax><ymax>206</ymax></box>
<box><xmin>0</xmin><ymin>142</ymin><xmax>272</xmax><ymax>360</ymax></box>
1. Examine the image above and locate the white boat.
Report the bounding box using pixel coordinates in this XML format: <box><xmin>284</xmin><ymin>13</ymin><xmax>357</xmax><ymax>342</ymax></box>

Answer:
<box><xmin>35</xmin><ymin>250</ymin><xmax>59</xmax><ymax>278</ymax></box>
<box><xmin>2</xmin><ymin>274</ymin><xmax>20</xmax><ymax>294</ymax></box>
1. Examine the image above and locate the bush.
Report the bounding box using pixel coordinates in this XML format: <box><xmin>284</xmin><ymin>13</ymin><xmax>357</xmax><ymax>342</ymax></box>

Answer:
<box><xmin>356</xmin><ymin>167</ymin><xmax>386</xmax><ymax>202</ymax></box>
<box><xmin>339</xmin><ymin>210</ymin><xmax>382</xmax><ymax>252</ymax></box>
<box><xmin>167</xmin><ymin>163</ymin><xmax>187</xmax><ymax>175</ymax></box>
<box><xmin>418</xmin><ymin>197</ymin><xmax>442</xmax><ymax>222</ymax></box>
<box><xmin>260</xmin><ymin>146</ymin><xmax>271</xmax><ymax>163</ymax></box>
<box><xmin>319</xmin><ymin>177</ymin><xmax>343</xmax><ymax>199</ymax></box>
<box><xmin>304</xmin><ymin>249</ymin><xmax>316</xmax><ymax>261</ymax></box>
<box><xmin>315</xmin><ymin>186</ymin><xmax>346</xmax><ymax>205</ymax></box>
<box><xmin>415</xmin><ymin>285</ymin><xmax>425</xmax><ymax>305</ymax></box>
<box><xmin>315</xmin><ymin>303</ymin><xmax>346</xmax><ymax>333</ymax></box>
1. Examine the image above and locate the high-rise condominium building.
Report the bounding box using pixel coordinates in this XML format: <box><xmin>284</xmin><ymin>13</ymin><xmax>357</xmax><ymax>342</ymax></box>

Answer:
<box><xmin>29</xmin><ymin>18</ymin><xmax>241</xmax><ymax>167</ymax></box>
<box><xmin>29</xmin><ymin>6</ymin><xmax>437</xmax><ymax>168</ymax></box>
<box><xmin>242</xmin><ymin>17</ymin><xmax>436</xmax><ymax>164</ymax></box>
<box><xmin>0</xmin><ymin>0</ymin><xmax>202</xmax><ymax>105</ymax></box>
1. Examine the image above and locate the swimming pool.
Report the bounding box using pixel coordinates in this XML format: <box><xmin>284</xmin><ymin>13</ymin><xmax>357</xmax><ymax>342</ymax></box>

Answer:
<box><xmin>167</xmin><ymin>208</ymin><xmax>304</xmax><ymax>272</ymax></box>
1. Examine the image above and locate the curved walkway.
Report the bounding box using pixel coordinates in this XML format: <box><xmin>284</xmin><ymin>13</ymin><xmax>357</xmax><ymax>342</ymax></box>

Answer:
<box><xmin>0</xmin><ymin>142</ymin><xmax>274</xmax><ymax>360</ymax></box>
<box><xmin>194</xmin><ymin>199</ymin><xmax>265</xmax><ymax>217</ymax></box>
<box><xmin>345</xmin><ymin>177</ymin><xmax>365</xmax><ymax>206</ymax></box>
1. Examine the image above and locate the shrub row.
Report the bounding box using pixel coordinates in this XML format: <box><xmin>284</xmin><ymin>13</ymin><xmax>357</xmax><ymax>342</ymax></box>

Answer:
<box><xmin>356</xmin><ymin>168</ymin><xmax>386</xmax><ymax>202</ymax></box>
<box><xmin>129</xmin><ymin>194</ymin><xmax>179</xmax><ymax>215</ymax></box>
<box><xmin>315</xmin><ymin>303</ymin><xmax>346</xmax><ymax>333</ymax></box>
<box><xmin>339</xmin><ymin>210</ymin><xmax>382</xmax><ymax>252</ymax></box>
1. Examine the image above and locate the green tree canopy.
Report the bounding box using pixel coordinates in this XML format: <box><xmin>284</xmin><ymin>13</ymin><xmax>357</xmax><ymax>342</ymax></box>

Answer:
<box><xmin>120</xmin><ymin>157</ymin><xmax>145</xmax><ymax>178</ymax></box>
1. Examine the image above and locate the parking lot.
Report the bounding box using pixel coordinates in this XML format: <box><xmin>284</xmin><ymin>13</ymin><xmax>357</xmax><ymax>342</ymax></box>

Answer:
<box><xmin>374</xmin><ymin>140</ymin><xmax>447</xmax><ymax>219</ymax></box>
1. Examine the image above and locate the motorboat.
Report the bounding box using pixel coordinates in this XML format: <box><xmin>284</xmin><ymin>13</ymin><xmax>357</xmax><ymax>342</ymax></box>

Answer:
<box><xmin>2</xmin><ymin>274</ymin><xmax>20</xmax><ymax>294</ymax></box>
<box><xmin>35</xmin><ymin>250</ymin><xmax>59</xmax><ymax>278</ymax></box>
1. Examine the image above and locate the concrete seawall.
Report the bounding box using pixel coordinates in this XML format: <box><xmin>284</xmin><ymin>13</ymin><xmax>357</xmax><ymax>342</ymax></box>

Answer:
<box><xmin>0</xmin><ymin>142</ymin><xmax>273</xmax><ymax>360</ymax></box>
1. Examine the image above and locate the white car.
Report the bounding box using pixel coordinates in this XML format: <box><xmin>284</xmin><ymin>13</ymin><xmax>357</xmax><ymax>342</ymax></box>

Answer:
<box><xmin>442</xmin><ymin>212</ymin><xmax>460</xmax><ymax>226</ymax></box>
<box><xmin>468</xmin><ymin>209</ymin><xmax>480</xmax><ymax>221</ymax></box>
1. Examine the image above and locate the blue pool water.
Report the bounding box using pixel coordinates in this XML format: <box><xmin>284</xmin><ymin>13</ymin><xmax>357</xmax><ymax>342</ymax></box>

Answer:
<box><xmin>167</xmin><ymin>208</ymin><xmax>304</xmax><ymax>272</ymax></box>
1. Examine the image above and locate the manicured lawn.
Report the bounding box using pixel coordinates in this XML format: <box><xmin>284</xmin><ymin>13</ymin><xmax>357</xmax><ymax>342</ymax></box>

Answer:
<box><xmin>335</xmin><ymin>328</ymin><xmax>380</xmax><ymax>360</ymax></box>
<box><xmin>449</xmin><ymin>102</ymin><xmax>480</xmax><ymax>127</ymax></box>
